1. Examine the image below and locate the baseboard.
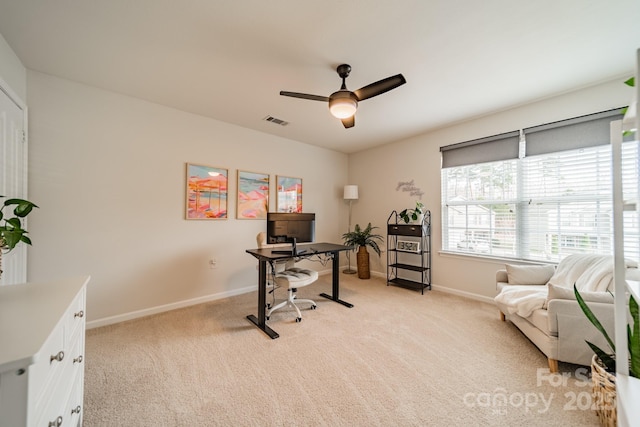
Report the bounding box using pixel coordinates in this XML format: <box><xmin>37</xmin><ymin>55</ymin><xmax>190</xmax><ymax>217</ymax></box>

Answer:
<box><xmin>86</xmin><ymin>285</ymin><xmax>258</xmax><ymax>329</ymax></box>
<box><xmin>370</xmin><ymin>270</ymin><xmax>495</xmax><ymax>304</ymax></box>
<box><xmin>430</xmin><ymin>284</ymin><xmax>495</xmax><ymax>304</ymax></box>
<box><xmin>87</xmin><ymin>268</ymin><xmax>335</xmax><ymax>329</ymax></box>
<box><xmin>87</xmin><ymin>269</ymin><xmax>493</xmax><ymax>329</ymax></box>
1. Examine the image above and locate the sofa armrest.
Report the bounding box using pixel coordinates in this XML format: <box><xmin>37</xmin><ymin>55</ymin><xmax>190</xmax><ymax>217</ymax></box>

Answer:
<box><xmin>496</xmin><ymin>270</ymin><xmax>508</xmax><ymax>285</ymax></box>
<box><xmin>546</xmin><ymin>299</ymin><xmax>614</xmax><ymax>336</ymax></box>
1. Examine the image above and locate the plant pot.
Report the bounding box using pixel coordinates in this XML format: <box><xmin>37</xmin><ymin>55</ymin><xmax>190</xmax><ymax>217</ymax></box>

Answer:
<box><xmin>591</xmin><ymin>354</ymin><xmax>616</xmax><ymax>427</ymax></box>
<box><xmin>356</xmin><ymin>246</ymin><xmax>370</xmax><ymax>279</ymax></box>
<box><xmin>413</xmin><ymin>213</ymin><xmax>424</xmax><ymax>224</ymax></box>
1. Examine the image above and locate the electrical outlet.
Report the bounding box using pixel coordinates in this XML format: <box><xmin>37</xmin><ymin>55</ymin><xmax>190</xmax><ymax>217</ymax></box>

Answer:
<box><xmin>209</xmin><ymin>258</ymin><xmax>217</xmax><ymax>269</ymax></box>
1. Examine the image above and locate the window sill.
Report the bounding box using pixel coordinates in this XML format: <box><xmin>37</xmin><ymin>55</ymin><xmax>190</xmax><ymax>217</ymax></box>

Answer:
<box><xmin>438</xmin><ymin>250</ymin><xmax>556</xmax><ymax>266</ymax></box>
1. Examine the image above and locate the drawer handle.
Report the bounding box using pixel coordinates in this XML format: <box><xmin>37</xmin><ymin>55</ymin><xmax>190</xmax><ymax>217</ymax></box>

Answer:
<box><xmin>74</xmin><ymin>310</ymin><xmax>84</xmax><ymax>318</ymax></box>
<box><xmin>48</xmin><ymin>416</ymin><xmax>63</xmax><ymax>427</ymax></box>
<box><xmin>71</xmin><ymin>405</ymin><xmax>81</xmax><ymax>415</ymax></box>
<box><xmin>50</xmin><ymin>351</ymin><xmax>64</xmax><ymax>363</ymax></box>
<box><xmin>73</xmin><ymin>355</ymin><xmax>83</xmax><ymax>364</ymax></box>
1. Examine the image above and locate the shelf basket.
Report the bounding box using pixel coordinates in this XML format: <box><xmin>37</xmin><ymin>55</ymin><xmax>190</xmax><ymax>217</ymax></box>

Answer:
<box><xmin>591</xmin><ymin>354</ymin><xmax>616</xmax><ymax>427</ymax></box>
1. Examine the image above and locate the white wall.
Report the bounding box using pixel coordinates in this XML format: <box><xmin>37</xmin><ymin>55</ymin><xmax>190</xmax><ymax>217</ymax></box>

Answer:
<box><xmin>26</xmin><ymin>71</ymin><xmax>348</xmax><ymax>325</ymax></box>
<box><xmin>349</xmin><ymin>77</ymin><xmax>633</xmax><ymax>301</ymax></box>
<box><xmin>0</xmin><ymin>32</ymin><xmax>26</xmax><ymax>102</ymax></box>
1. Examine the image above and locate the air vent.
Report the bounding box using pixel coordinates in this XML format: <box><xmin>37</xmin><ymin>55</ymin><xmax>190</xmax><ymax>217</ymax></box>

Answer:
<box><xmin>263</xmin><ymin>116</ymin><xmax>289</xmax><ymax>126</ymax></box>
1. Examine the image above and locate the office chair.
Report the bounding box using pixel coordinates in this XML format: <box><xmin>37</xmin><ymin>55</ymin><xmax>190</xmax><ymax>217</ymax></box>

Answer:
<box><xmin>256</xmin><ymin>232</ymin><xmax>318</xmax><ymax>322</ymax></box>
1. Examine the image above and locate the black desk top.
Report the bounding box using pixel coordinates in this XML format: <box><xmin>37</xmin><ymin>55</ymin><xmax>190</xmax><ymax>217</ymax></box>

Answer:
<box><xmin>246</xmin><ymin>242</ymin><xmax>353</xmax><ymax>261</ymax></box>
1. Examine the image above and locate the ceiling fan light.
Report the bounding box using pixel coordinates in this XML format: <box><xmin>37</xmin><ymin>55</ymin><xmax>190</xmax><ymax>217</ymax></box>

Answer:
<box><xmin>329</xmin><ymin>95</ymin><xmax>357</xmax><ymax>119</ymax></box>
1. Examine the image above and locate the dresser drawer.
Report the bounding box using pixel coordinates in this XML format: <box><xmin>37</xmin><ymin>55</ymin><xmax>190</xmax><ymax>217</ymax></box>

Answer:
<box><xmin>64</xmin><ymin>372</ymin><xmax>84</xmax><ymax>427</ymax></box>
<box><xmin>388</xmin><ymin>224</ymin><xmax>423</xmax><ymax>236</ymax></box>
<box><xmin>65</xmin><ymin>287</ymin><xmax>86</xmax><ymax>345</ymax></box>
<box><xmin>31</xmin><ymin>321</ymin><xmax>66</xmax><ymax>414</ymax></box>
<box><xmin>35</xmin><ymin>336</ymin><xmax>83</xmax><ymax>427</ymax></box>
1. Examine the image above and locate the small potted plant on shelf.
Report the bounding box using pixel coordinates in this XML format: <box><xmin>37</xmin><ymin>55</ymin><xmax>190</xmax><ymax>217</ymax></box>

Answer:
<box><xmin>399</xmin><ymin>201</ymin><xmax>425</xmax><ymax>224</ymax></box>
<box><xmin>0</xmin><ymin>196</ymin><xmax>38</xmax><ymax>280</ymax></box>
<box><xmin>342</xmin><ymin>223</ymin><xmax>383</xmax><ymax>280</ymax></box>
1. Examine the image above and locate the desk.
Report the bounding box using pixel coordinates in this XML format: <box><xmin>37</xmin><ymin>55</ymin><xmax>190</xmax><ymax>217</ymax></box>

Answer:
<box><xmin>246</xmin><ymin>242</ymin><xmax>353</xmax><ymax>339</ymax></box>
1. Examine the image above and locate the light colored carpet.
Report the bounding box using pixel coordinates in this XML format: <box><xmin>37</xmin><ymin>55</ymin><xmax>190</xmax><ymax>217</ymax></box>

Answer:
<box><xmin>84</xmin><ymin>274</ymin><xmax>600</xmax><ymax>426</ymax></box>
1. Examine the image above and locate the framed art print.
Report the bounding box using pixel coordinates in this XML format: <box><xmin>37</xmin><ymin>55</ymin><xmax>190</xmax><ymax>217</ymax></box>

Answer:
<box><xmin>186</xmin><ymin>163</ymin><xmax>228</xmax><ymax>219</ymax></box>
<box><xmin>276</xmin><ymin>175</ymin><xmax>302</xmax><ymax>212</ymax></box>
<box><xmin>237</xmin><ymin>171</ymin><xmax>269</xmax><ymax>219</ymax></box>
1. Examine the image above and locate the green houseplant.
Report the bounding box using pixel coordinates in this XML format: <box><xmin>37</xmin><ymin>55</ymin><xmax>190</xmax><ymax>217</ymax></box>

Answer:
<box><xmin>574</xmin><ymin>285</ymin><xmax>639</xmax><ymax>377</ymax></box>
<box><xmin>0</xmin><ymin>196</ymin><xmax>38</xmax><ymax>280</ymax></box>
<box><xmin>399</xmin><ymin>201</ymin><xmax>424</xmax><ymax>224</ymax></box>
<box><xmin>574</xmin><ymin>285</ymin><xmax>639</xmax><ymax>426</ymax></box>
<box><xmin>342</xmin><ymin>223</ymin><xmax>383</xmax><ymax>279</ymax></box>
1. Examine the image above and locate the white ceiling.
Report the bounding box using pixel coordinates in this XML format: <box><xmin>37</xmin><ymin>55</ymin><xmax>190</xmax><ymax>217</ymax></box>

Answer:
<box><xmin>1</xmin><ymin>0</ymin><xmax>639</xmax><ymax>154</ymax></box>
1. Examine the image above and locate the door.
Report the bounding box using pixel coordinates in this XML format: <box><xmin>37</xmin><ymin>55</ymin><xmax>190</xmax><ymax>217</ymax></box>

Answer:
<box><xmin>0</xmin><ymin>84</ymin><xmax>27</xmax><ymax>285</ymax></box>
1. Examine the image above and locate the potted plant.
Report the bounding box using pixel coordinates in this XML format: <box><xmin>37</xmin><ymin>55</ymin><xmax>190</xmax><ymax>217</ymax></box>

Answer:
<box><xmin>399</xmin><ymin>201</ymin><xmax>425</xmax><ymax>224</ymax></box>
<box><xmin>574</xmin><ymin>285</ymin><xmax>639</xmax><ymax>426</ymax></box>
<box><xmin>342</xmin><ymin>223</ymin><xmax>383</xmax><ymax>279</ymax></box>
<box><xmin>0</xmin><ymin>196</ymin><xmax>38</xmax><ymax>280</ymax></box>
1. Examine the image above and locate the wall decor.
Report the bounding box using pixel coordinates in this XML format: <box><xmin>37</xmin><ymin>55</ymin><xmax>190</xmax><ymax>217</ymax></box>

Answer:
<box><xmin>276</xmin><ymin>176</ymin><xmax>302</xmax><ymax>212</ymax></box>
<box><xmin>186</xmin><ymin>163</ymin><xmax>228</xmax><ymax>219</ymax></box>
<box><xmin>396</xmin><ymin>179</ymin><xmax>424</xmax><ymax>198</ymax></box>
<box><xmin>237</xmin><ymin>171</ymin><xmax>269</xmax><ymax>219</ymax></box>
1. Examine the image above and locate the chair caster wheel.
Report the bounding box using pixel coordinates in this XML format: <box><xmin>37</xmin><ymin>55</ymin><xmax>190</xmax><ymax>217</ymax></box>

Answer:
<box><xmin>311</xmin><ymin>305</ymin><xmax>317</xmax><ymax>310</ymax></box>
<box><xmin>266</xmin><ymin>316</ymin><xmax>270</xmax><ymax>320</ymax></box>
<box><xmin>296</xmin><ymin>317</ymin><xmax>302</xmax><ymax>323</ymax></box>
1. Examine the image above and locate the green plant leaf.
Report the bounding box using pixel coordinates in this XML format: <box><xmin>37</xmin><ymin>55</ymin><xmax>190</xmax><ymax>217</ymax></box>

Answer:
<box><xmin>1</xmin><ymin>229</ymin><xmax>23</xmax><ymax>250</ymax></box>
<box><xmin>342</xmin><ymin>222</ymin><xmax>383</xmax><ymax>256</ymax></box>
<box><xmin>587</xmin><ymin>341</ymin><xmax>616</xmax><ymax>372</ymax></box>
<box><xmin>629</xmin><ymin>295</ymin><xmax>640</xmax><ymax>378</ymax></box>
<box><xmin>0</xmin><ymin>196</ymin><xmax>37</xmax><ymax>253</ymax></box>
<box><xmin>574</xmin><ymin>284</ymin><xmax>615</xmax><ymax>352</ymax></box>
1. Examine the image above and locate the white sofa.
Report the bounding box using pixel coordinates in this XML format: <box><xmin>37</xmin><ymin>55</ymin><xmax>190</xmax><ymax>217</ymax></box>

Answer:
<box><xmin>494</xmin><ymin>254</ymin><xmax>638</xmax><ymax>372</ymax></box>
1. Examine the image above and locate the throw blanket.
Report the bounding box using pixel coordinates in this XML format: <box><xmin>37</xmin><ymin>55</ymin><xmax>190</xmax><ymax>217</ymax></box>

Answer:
<box><xmin>494</xmin><ymin>285</ymin><xmax>547</xmax><ymax>318</ymax></box>
<box><xmin>495</xmin><ymin>254</ymin><xmax>616</xmax><ymax>318</ymax></box>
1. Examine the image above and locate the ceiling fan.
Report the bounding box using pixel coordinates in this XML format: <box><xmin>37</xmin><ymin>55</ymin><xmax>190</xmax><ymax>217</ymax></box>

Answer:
<box><xmin>280</xmin><ymin>64</ymin><xmax>406</xmax><ymax>128</ymax></box>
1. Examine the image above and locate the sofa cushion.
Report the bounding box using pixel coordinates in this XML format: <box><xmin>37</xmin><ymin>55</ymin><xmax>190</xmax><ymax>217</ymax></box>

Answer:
<box><xmin>506</xmin><ymin>264</ymin><xmax>555</xmax><ymax>285</ymax></box>
<box><xmin>545</xmin><ymin>283</ymin><xmax>614</xmax><ymax>307</ymax></box>
<box><xmin>524</xmin><ymin>308</ymin><xmax>553</xmax><ymax>337</ymax></box>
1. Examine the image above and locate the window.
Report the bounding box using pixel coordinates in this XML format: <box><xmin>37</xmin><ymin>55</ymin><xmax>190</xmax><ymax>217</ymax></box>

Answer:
<box><xmin>441</xmin><ymin>109</ymin><xmax>639</xmax><ymax>262</ymax></box>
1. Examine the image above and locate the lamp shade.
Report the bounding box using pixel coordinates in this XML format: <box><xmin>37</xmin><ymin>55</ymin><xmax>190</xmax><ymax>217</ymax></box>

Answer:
<box><xmin>329</xmin><ymin>91</ymin><xmax>358</xmax><ymax>119</ymax></box>
<box><xmin>343</xmin><ymin>185</ymin><xmax>359</xmax><ymax>200</ymax></box>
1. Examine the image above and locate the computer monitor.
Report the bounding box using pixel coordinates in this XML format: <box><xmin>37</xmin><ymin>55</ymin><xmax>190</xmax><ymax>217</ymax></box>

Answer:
<box><xmin>266</xmin><ymin>212</ymin><xmax>315</xmax><ymax>246</ymax></box>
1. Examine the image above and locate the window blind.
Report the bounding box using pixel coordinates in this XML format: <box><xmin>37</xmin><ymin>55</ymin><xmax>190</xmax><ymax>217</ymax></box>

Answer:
<box><xmin>523</xmin><ymin>109</ymin><xmax>624</xmax><ymax>157</ymax></box>
<box><xmin>520</xmin><ymin>144</ymin><xmax>615</xmax><ymax>261</ymax></box>
<box><xmin>440</xmin><ymin>131</ymin><xmax>520</xmax><ymax>168</ymax></box>
<box><xmin>440</xmin><ymin>111</ymin><xmax>639</xmax><ymax>262</ymax></box>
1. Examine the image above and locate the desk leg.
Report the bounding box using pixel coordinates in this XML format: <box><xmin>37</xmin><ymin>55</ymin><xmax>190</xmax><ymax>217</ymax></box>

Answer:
<box><xmin>319</xmin><ymin>251</ymin><xmax>354</xmax><ymax>308</ymax></box>
<box><xmin>246</xmin><ymin>260</ymin><xmax>280</xmax><ymax>339</ymax></box>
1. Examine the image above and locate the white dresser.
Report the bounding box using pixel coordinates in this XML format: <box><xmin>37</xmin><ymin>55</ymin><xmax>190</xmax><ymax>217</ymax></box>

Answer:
<box><xmin>0</xmin><ymin>276</ymin><xmax>89</xmax><ymax>427</ymax></box>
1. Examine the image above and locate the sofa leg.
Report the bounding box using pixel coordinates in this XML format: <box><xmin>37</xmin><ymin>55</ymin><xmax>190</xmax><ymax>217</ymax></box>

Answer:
<box><xmin>499</xmin><ymin>311</ymin><xmax>505</xmax><ymax>321</ymax></box>
<box><xmin>548</xmin><ymin>358</ymin><xmax>559</xmax><ymax>373</ymax></box>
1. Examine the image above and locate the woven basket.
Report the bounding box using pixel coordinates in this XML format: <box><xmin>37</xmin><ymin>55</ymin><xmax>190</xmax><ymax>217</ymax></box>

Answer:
<box><xmin>356</xmin><ymin>246</ymin><xmax>370</xmax><ymax>279</ymax></box>
<box><xmin>591</xmin><ymin>355</ymin><xmax>616</xmax><ymax>427</ymax></box>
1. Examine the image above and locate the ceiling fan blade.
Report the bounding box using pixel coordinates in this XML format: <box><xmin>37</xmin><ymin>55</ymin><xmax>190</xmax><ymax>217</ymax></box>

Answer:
<box><xmin>353</xmin><ymin>74</ymin><xmax>406</xmax><ymax>101</ymax></box>
<box><xmin>341</xmin><ymin>115</ymin><xmax>355</xmax><ymax>128</ymax></box>
<box><xmin>280</xmin><ymin>91</ymin><xmax>330</xmax><ymax>102</ymax></box>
